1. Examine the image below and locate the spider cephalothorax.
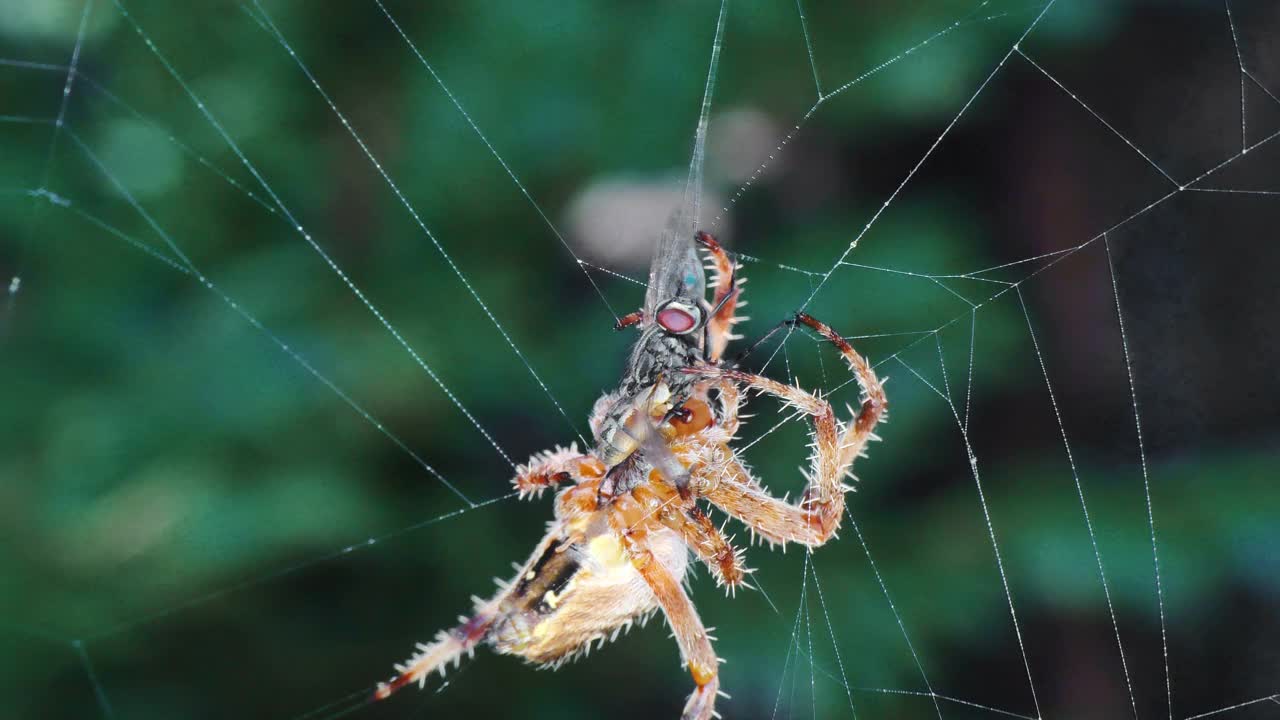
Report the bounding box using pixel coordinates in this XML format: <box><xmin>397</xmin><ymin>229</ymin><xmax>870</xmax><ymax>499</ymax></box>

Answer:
<box><xmin>373</xmin><ymin>217</ymin><xmax>886</xmax><ymax>720</ymax></box>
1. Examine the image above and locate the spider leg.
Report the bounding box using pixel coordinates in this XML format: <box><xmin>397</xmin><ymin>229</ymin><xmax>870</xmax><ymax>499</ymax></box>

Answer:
<box><xmin>684</xmin><ymin>313</ymin><xmax>886</xmax><ymax>547</ymax></box>
<box><xmin>372</xmin><ymin>519</ymin><xmax>575</xmax><ymax>701</ymax></box>
<box><xmin>705</xmin><ymin>377</ymin><xmax>742</xmax><ymax>437</ymax></box>
<box><xmin>631</xmin><ymin>481</ymin><xmax>749</xmax><ymax>594</ymax></box>
<box><xmin>726</xmin><ymin>315</ymin><xmax>796</xmax><ymax>367</ymax></box>
<box><xmin>611</xmin><ymin>494</ymin><xmax>723</xmax><ymax>720</ymax></box>
<box><xmin>373</xmin><ymin>609</ymin><xmax>496</xmax><ymax>699</ymax></box>
<box><xmin>513</xmin><ymin>444</ymin><xmax>605</xmax><ymax>498</ymax></box>
<box><xmin>696</xmin><ymin>231</ymin><xmax>744</xmax><ymax>364</ymax></box>
<box><xmin>377</xmin><ymin>482</ymin><xmax>603</xmax><ymax>700</ymax></box>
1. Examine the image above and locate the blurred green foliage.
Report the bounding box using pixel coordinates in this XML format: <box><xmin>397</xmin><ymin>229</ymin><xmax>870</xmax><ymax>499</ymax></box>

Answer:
<box><xmin>1</xmin><ymin>1</ymin><xmax>1277</xmax><ymax>719</ymax></box>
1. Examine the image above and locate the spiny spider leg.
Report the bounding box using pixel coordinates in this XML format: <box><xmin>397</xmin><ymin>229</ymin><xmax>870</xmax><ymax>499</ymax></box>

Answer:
<box><xmin>727</xmin><ymin>315</ymin><xmax>793</xmax><ymax>366</ymax></box>
<box><xmin>512</xmin><ymin>445</ymin><xmax>604</xmax><ymax>499</ymax></box>
<box><xmin>610</xmin><ymin>493</ymin><xmax>722</xmax><ymax>720</ymax></box>
<box><xmin>695</xmin><ymin>231</ymin><xmax>744</xmax><ymax>363</ymax></box>
<box><xmin>373</xmin><ymin>606</ymin><xmax>498</xmax><ymax>699</ymax></box>
<box><xmin>633</xmin><ymin>481</ymin><xmax>750</xmax><ymax>593</ymax></box>
<box><xmin>609</xmin><ymin>231</ymin><xmax>742</xmax><ymax>365</ymax></box>
<box><xmin>372</xmin><ymin>524</ymin><xmax>559</xmax><ymax>700</ymax></box>
<box><xmin>704</xmin><ymin>377</ymin><xmax>742</xmax><ymax>437</ymax></box>
<box><xmin>685</xmin><ymin>313</ymin><xmax>887</xmax><ymax>547</ymax></box>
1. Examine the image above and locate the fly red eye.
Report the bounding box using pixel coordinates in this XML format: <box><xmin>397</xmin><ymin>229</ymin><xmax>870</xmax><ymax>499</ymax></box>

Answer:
<box><xmin>657</xmin><ymin>306</ymin><xmax>697</xmax><ymax>334</ymax></box>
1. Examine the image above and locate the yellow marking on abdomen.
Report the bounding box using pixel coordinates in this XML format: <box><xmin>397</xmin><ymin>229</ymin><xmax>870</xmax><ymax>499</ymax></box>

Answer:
<box><xmin>586</xmin><ymin>533</ymin><xmax>629</xmax><ymax>570</ymax></box>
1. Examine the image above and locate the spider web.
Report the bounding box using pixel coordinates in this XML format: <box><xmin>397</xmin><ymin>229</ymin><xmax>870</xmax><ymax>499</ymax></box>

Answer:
<box><xmin>2</xmin><ymin>1</ymin><xmax>1278</xmax><ymax>719</ymax></box>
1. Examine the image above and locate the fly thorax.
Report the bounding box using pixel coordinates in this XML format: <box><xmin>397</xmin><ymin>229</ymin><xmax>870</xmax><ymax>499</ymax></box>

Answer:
<box><xmin>621</xmin><ymin>326</ymin><xmax>701</xmax><ymax>398</ymax></box>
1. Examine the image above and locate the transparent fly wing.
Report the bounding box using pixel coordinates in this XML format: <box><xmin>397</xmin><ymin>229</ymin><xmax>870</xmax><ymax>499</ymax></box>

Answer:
<box><xmin>644</xmin><ymin>205</ymin><xmax>706</xmax><ymax>318</ymax></box>
<box><xmin>644</xmin><ymin>0</ymin><xmax>722</xmax><ymax>322</ymax></box>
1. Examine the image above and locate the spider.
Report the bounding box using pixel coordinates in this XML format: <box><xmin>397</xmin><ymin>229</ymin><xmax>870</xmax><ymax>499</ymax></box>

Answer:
<box><xmin>374</xmin><ymin>211</ymin><xmax>887</xmax><ymax>720</ymax></box>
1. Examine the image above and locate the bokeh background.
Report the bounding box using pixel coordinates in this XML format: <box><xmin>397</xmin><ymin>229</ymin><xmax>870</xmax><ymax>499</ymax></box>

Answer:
<box><xmin>2</xmin><ymin>1</ymin><xmax>1278</xmax><ymax>719</ymax></box>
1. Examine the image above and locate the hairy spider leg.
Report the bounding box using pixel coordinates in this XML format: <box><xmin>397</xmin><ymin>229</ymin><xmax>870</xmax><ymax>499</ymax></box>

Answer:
<box><xmin>610</xmin><ymin>493</ymin><xmax>722</xmax><ymax>720</ymax></box>
<box><xmin>665</xmin><ymin>502</ymin><xmax>749</xmax><ymax>593</ymax></box>
<box><xmin>633</xmin><ymin>479</ymin><xmax>750</xmax><ymax>594</ymax></box>
<box><xmin>701</xmin><ymin>377</ymin><xmax>742</xmax><ymax>438</ymax></box>
<box><xmin>512</xmin><ymin>445</ymin><xmax>605</xmax><ymax>498</ymax></box>
<box><xmin>695</xmin><ymin>231</ymin><xmax>744</xmax><ymax>363</ymax></box>
<box><xmin>651</xmin><ymin>388</ymin><xmax>750</xmax><ymax>593</ymax></box>
<box><xmin>377</xmin><ymin>456</ymin><xmax>608</xmax><ymax>699</ymax></box>
<box><xmin>611</xmin><ymin>231</ymin><xmax>741</xmax><ymax>364</ymax></box>
<box><xmin>373</xmin><ymin>521</ymin><xmax>553</xmax><ymax>704</ymax></box>
<box><xmin>684</xmin><ymin>313</ymin><xmax>886</xmax><ymax>547</ymax></box>
<box><xmin>726</xmin><ymin>315</ymin><xmax>795</xmax><ymax>367</ymax></box>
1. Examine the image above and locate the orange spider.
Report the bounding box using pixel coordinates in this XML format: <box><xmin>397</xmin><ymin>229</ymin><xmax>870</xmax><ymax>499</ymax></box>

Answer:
<box><xmin>375</xmin><ymin>212</ymin><xmax>886</xmax><ymax>720</ymax></box>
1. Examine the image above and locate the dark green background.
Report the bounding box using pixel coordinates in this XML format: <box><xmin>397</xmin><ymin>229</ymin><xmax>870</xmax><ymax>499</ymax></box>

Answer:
<box><xmin>2</xmin><ymin>1</ymin><xmax>1278</xmax><ymax>719</ymax></box>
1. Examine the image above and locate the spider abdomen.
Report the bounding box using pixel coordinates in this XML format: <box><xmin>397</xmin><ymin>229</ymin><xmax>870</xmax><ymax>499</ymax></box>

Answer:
<box><xmin>491</xmin><ymin>524</ymin><xmax>688</xmax><ymax>666</ymax></box>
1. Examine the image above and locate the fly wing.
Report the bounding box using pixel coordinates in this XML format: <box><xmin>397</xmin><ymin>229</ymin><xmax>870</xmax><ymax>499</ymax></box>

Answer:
<box><xmin>644</xmin><ymin>205</ymin><xmax>706</xmax><ymax>317</ymax></box>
